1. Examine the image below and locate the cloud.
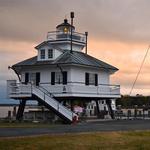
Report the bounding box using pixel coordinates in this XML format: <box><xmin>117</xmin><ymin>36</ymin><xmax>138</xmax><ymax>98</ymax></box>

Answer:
<box><xmin>0</xmin><ymin>40</ymin><xmax>36</xmax><ymax>86</ymax></box>
<box><xmin>0</xmin><ymin>0</ymin><xmax>150</xmax><ymax>96</ymax></box>
<box><xmin>1</xmin><ymin>0</ymin><xmax>150</xmax><ymax>44</ymax></box>
<box><xmin>0</xmin><ymin>0</ymin><xmax>64</xmax><ymax>42</ymax></box>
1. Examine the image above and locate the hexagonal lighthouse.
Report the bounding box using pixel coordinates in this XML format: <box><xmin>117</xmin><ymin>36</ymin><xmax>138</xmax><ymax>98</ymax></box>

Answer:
<box><xmin>7</xmin><ymin>13</ymin><xmax>120</xmax><ymax>123</ymax></box>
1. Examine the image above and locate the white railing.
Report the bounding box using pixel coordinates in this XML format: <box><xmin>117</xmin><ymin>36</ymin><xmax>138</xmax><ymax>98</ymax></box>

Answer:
<box><xmin>47</xmin><ymin>31</ymin><xmax>86</xmax><ymax>43</ymax></box>
<box><xmin>40</xmin><ymin>82</ymin><xmax>120</xmax><ymax>96</ymax></box>
<box><xmin>32</xmin><ymin>86</ymin><xmax>76</xmax><ymax>121</ymax></box>
<box><xmin>8</xmin><ymin>82</ymin><xmax>32</xmax><ymax>96</ymax></box>
<box><xmin>7</xmin><ymin>81</ymin><xmax>119</xmax><ymax>121</ymax></box>
<box><xmin>7</xmin><ymin>81</ymin><xmax>120</xmax><ymax>98</ymax></box>
<box><xmin>7</xmin><ymin>81</ymin><xmax>77</xmax><ymax>121</ymax></box>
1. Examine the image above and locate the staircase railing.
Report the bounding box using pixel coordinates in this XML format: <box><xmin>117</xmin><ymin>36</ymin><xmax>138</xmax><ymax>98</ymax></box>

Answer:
<box><xmin>32</xmin><ymin>85</ymin><xmax>76</xmax><ymax>121</ymax></box>
<box><xmin>37</xmin><ymin>85</ymin><xmax>54</xmax><ymax>97</ymax></box>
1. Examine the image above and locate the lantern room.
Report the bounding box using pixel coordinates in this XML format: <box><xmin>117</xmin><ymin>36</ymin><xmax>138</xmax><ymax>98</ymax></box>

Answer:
<box><xmin>46</xmin><ymin>18</ymin><xmax>86</xmax><ymax>52</ymax></box>
<box><xmin>56</xmin><ymin>19</ymin><xmax>75</xmax><ymax>33</ymax></box>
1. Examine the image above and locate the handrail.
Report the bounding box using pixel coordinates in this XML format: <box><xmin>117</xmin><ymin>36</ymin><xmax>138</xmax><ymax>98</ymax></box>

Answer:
<box><xmin>47</xmin><ymin>30</ymin><xmax>86</xmax><ymax>43</ymax></box>
<box><xmin>39</xmin><ymin>82</ymin><xmax>120</xmax><ymax>96</ymax></box>
<box><xmin>38</xmin><ymin>85</ymin><xmax>54</xmax><ymax>97</ymax></box>
<box><xmin>40</xmin><ymin>81</ymin><xmax>120</xmax><ymax>87</ymax></box>
<box><xmin>9</xmin><ymin>82</ymin><xmax>120</xmax><ymax>97</ymax></box>
<box><xmin>32</xmin><ymin>85</ymin><xmax>75</xmax><ymax>117</ymax></box>
<box><xmin>8</xmin><ymin>82</ymin><xmax>76</xmax><ymax>120</ymax></box>
<box><xmin>9</xmin><ymin>82</ymin><xmax>32</xmax><ymax>95</ymax></box>
<box><xmin>33</xmin><ymin>86</ymin><xmax>58</xmax><ymax>103</ymax></box>
<box><xmin>47</xmin><ymin>31</ymin><xmax>86</xmax><ymax>36</ymax></box>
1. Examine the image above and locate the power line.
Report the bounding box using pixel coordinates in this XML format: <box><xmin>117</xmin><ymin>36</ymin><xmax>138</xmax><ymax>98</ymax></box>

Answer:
<box><xmin>129</xmin><ymin>45</ymin><xmax>150</xmax><ymax>96</ymax></box>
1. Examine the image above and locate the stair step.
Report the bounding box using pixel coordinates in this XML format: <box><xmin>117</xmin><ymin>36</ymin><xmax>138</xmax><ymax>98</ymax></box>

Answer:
<box><xmin>32</xmin><ymin>86</ymin><xmax>78</xmax><ymax>123</ymax></box>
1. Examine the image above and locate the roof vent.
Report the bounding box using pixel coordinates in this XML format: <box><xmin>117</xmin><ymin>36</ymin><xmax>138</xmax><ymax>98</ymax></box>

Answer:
<box><xmin>64</xmin><ymin>19</ymin><xmax>68</xmax><ymax>23</ymax></box>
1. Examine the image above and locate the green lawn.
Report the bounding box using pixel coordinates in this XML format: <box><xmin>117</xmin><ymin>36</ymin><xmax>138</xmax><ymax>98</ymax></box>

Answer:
<box><xmin>0</xmin><ymin>131</ymin><xmax>150</xmax><ymax>150</ymax></box>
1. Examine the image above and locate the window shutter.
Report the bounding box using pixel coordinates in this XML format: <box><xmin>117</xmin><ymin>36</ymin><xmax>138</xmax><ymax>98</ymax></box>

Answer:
<box><xmin>51</xmin><ymin>72</ymin><xmax>55</xmax><ymax>85</ymax></box>
<box><xmin>25</xmin><ymin>73</ymin><xmax>29</xmax><ymax>84</ymax></box>
<box><xmin>95</xmin><ymin>74</ymin><xmax>98</xmax><ymax>86</ymax></box>
<box><xmin>36</xmin><ymin>72</ymin><xmax>40</xmax><ymax>86</ymax></box>
<box><xmin>85</xmin><ymin>73</ymin><xmax>89</xmax><ymax>85</ymax></box>
<box><xmin>63</xmin><ymin>71</ymin><xmax>67</xmax><ymax>85</ymax></box>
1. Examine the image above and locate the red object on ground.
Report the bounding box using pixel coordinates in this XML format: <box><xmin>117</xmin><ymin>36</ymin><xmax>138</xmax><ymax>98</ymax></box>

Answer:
<box><xmin>72</xmin><ymin>115</ymin><xmax>78</xmax><ymax>124</ymax></box>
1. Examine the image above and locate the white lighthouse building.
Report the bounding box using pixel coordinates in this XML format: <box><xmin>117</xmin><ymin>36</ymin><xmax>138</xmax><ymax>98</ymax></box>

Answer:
<box><xmin>7</xmin><ymin>13</ymin><xmax>120</xmax><ymax>123</ymax></box>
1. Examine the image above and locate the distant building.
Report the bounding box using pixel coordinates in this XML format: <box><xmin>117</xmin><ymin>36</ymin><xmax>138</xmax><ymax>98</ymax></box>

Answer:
<box><xmin>0</xmin><ymin>104</ymin><xmax>18</xmax><ymax>119</ymax></box>
<box><xmin>0</xmin><ymin>104</ymin><xmax>56</xmax><ymax>122</ymax></box>
<box><xmin>7</xmin><ymin>13</ymin><xmax>120</xmax><ymax>123</ymax></box>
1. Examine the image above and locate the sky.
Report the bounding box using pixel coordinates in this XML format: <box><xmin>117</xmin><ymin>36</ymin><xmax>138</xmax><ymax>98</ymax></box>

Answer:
<box><xmin>0</xmin><ymin>0</ymin><xmax>150</xmax><ymax>100</ymax></box>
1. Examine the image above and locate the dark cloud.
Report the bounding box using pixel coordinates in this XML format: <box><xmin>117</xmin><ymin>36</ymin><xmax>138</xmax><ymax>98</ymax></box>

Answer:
<box><xmin>0</xmin><ymin>0</ymin><xmax>150</xmax><ymax>95</ymax></box>
<box><xmin>0</xmin><ymin>0</ymin><xmax>150</xmax><ymax>43</ymax></box>
<box><xmin>0</xmin><ymin>0</ymin><xmax>63</xmax><ymax>42</ymax></box>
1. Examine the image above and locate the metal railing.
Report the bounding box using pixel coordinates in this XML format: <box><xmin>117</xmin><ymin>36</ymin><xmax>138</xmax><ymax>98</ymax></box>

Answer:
<box><xmin>8</xmin><ymin>82</ymin><xmax>32</xmax><ymax>95</ymax></box>
<box><xmin>32</xmin><ymin>85</ymin><xmax>76</xmax><ymax>120</ymax></box>
<box><xmin>47</xmin><ymin>31</ymin><xmax>86</xmax><ymax>43</ymax></box>
<box><xmin>8</xmin><ymin>82</ymin><xmax>76</xmax><ymax>121</ymax></box>
<box><xmin>40</xmin><ymin>82</ymin><xmax>120</xmax><ymax>96</ymax></box>
<box><xmin>8</xmin><ymin>81</ymin><xmax>120</xmax><ymax>97</ymax></box>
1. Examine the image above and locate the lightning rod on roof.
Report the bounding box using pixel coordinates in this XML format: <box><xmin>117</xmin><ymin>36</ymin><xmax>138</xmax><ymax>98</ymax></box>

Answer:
<box><xmin>85</xmin><ymin>32</ymin><xmax>88</xmax><ymax>54</ymax></box>
<box><xmin>70</xmin><ymin>12</ymin><xmax>74</xmax><ymax>53</ymax></box>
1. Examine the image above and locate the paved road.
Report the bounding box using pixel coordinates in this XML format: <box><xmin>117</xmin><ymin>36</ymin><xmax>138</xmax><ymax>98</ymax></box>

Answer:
<box><xmin>0</xmin><ymin>120</ymin><xmax>150</xmax><ymax>137</ymax></box>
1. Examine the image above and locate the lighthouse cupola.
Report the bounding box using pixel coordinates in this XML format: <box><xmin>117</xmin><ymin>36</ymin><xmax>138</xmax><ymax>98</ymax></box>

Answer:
<box><xmin>56</xmin><ymin>19</ymin><xmax>75</xmax><ymax>33</ymax></box>
<box><xmin>46</xmin><ymin>17</ymin><xmax>86</xmax><ymax>52</ymax></box>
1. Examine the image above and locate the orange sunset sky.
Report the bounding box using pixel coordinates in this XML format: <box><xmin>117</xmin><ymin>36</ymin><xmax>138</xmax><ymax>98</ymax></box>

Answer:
<box><xmin>0</xmin><ymin>0</ymin><xmax>150</xmax><ymax>96</ymax></box>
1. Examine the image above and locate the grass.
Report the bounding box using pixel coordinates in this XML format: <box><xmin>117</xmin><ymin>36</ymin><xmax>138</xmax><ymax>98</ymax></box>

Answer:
<box><xmin>0</xmin><ymin>131</ymin><xmax>150</xmax><ymax>150</ymax></box>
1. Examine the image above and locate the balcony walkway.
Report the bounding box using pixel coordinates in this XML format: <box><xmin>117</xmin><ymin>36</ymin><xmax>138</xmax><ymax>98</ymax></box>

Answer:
<box><xmin>8</xmin><ymin>82</ymin><xmax>120</xmax><ymax>99</ymax></box>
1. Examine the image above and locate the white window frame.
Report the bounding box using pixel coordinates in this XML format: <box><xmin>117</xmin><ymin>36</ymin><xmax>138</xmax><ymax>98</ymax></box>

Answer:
<box><xmin>29</xmin><ymin>73</ymin><xmax>36</xmax><ymax>85</ymax></box>
<box><xmin>55</xmin><ymin>72</ymin><xmax>63</xmax><ymax>84</ymax></box>
<box><xmin>48</xmin><ymin>49</ymin><xmax>53</xmax><ymax>59</ymax></box>
<box><xmin>40</xmin><ymin>49</ymin><xmax>45</xmax><ymax>59</ymax></box>
<box><xmin>89</xmin><ymin>73</ymin><xmax>95</xmax><ymax>85</ymax></box>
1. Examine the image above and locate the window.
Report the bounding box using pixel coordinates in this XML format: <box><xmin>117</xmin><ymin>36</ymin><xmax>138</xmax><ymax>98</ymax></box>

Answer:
<box><xmin>85</xmin><ymin>73</ymin><xmax>98</xmax><ymax>86</ymax></box>
<box><xmin>51</xmin><ymin>71</ymin><xmax>67</xmax><ymax>85</ymax></box>
<box><xmin>55</xmin><ymin>72</ymin><xmax>63</xmax><ymax>84</ymax></box>
<box><xmin>30</xmin><ymin>73</ymin><xmax>36</xmax><ymax>84</ymax></box>
<box><xmin>40</xmin><ymin>49</ymin><xmax>45</xmax><ymax>59</ymax></box>
<box><xmin>48</xmin><ymin>49</ymin><xmax>53</xmax><ymax>59</ymax></box>
<box><xmin>89</xmin><ymin>73</ymin><xmax>95</xmax><ymax>85</ymax></box>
